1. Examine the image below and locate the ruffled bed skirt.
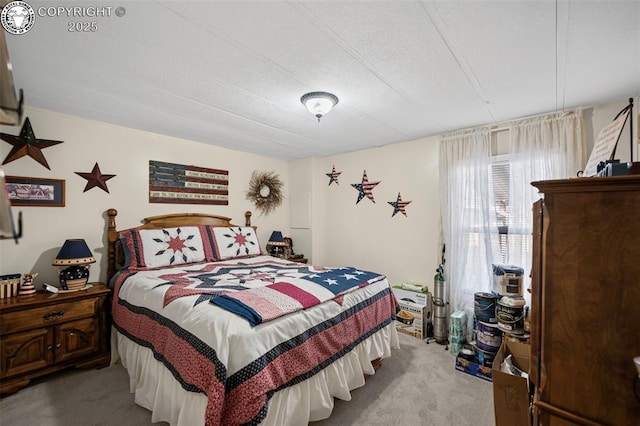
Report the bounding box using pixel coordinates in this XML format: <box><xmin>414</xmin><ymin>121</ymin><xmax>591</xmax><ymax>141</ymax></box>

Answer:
<box><xmin>111</xmin><ymin>324</ymin><xmax>400</xmax><ymax>425</ymax></box>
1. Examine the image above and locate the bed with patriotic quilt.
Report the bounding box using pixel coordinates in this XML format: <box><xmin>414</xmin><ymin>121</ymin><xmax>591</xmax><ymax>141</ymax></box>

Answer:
<box><xmin>106</xmin><ymin>209</ymin><xmax>400</xmax><ymax>426</ymax></box>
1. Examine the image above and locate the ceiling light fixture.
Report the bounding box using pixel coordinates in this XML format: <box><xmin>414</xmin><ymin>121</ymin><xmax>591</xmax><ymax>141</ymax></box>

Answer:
<box><xmin>300</xmin><ymin>91</ymin><xmax>339</xmax><ymax>122</ymax></box>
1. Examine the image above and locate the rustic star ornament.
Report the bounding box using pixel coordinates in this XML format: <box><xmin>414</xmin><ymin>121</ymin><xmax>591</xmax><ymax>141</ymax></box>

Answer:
<box><xmin>0</xmin><ymin>117</ymin><xmax>64</xmax><ymax>169</ymax></box>
<box><xmin>75</xmin><ymin>162</ymin><xmax>116</xmax><ymax>193</ymax></box>
<box><xmin>326</xmin><ymin>165</ymin><xmax>342</xmax><ymax>186</ymax></box>
<box><xmin>388</xmin><ymin>192</ymin><xmax>412</xmax><ymax>217</ymax></box>
<box><xmin>351</xmin><ymin>170</ymin><xmax>380</xmax><ymax>204</ymax></box>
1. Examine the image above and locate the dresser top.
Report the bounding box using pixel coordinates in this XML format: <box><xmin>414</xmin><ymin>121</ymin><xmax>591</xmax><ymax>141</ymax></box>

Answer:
<box><xmin>532</xmin><ymin>174</ymin><xmax>640</xmax><ymax>194</ymax></box>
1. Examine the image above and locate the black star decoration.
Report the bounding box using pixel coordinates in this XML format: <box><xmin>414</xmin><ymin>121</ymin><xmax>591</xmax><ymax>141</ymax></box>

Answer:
<box><xmin>326</xmin><ymin>165</ymin><xmax>342</xmax><ymax>186</ymax></box>
<box><xmin>388</xmin><ymin>192</ymin><xmax>412</xmax><ymax>217</ymax></box>
<box><xmin>0</xmin><ymin>117</ymin><xmax>64</xmax><ymax>170</ymax></box>
<box><xmin>351</xmin><ymin>170</ymin><xmax>380</xmax><ymax>204</ymax></box>
<box><xmin>75</xmin><ymin>162</ymin><xmax>116</xmax><ymax>193</ymax></box>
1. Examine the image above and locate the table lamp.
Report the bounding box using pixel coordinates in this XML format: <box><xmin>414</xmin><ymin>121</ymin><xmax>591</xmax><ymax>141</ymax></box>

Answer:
<box><xmin>52</xmin><ymin>239</ymin><xmax>96</xmax><ymax>291</ymax></box>
<box><xmin>266</xmin><ymin>231</ymin><xmax>288</xmax><ymax>258</ymax></box>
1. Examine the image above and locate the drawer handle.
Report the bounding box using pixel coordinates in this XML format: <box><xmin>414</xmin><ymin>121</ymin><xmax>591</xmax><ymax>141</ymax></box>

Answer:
<box><xmin>42</xmin><ymin>311</ymin><xmax>65</xmax><ymax>321</ymax></box>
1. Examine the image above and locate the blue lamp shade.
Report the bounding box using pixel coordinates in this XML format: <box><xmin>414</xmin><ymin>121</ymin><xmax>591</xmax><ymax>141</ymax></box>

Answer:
<box><xmin>268</xmin><ymin>231</ymin><xmax>286</xmax><ymax>245</ymax></box>
<box><xmin>52</xmin><ymin>239</ymin><xmax>96</xmax><ymax>266</ymax></box>
<box><xmin>52</xmin><ymin>239</ymin><xmax>96</xmax><ymax>291</ymax></box>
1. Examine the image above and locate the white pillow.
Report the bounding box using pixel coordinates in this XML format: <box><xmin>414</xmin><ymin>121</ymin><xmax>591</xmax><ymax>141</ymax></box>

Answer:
<box><xmin>136</xmin><ymin>226</ymin><xmax>206</xmax><ymax>267</ymax></box>
<box><xmin>211</xmin><ymin>226</ymin><xmax>261</xmax><ymax>260</ymax></box>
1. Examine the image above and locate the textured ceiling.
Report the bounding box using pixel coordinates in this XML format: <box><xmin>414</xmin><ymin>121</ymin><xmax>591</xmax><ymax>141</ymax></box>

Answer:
<box><xmin>3</xmin><ymin>0</ymin><xmax>640</xmax><ymax>160</ymax></box>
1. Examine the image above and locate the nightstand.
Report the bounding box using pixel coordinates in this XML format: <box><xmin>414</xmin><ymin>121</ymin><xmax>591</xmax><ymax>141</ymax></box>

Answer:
<box><xmin>288</xmin><ymin>257</ymin><xmax>308</xmax><ymax>264</ymax></box>
<box><xmin>0</xmin><ymin>282</ymin><xmax>111</xmax><ymax>394</ymax></box>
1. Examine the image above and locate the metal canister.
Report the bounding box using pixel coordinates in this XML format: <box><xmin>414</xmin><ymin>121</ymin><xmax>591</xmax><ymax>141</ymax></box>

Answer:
<box><xmin>433</xmin><ymin>266</ymin><xmax>447</xmax><ymax>343</ymax></box>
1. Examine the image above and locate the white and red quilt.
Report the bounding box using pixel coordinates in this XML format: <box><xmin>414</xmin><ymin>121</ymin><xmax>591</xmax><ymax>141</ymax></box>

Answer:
<box><xmin>111</xmin><ymin>255</ymin><xmax>398</xmax><ymax>426</ymax></box>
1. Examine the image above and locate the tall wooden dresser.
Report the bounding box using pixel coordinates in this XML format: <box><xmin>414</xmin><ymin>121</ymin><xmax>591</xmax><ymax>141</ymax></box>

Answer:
<box><xmin>530</xmin><ymin>175</ymin><xmax>640</xmax><ymax>425</ymax></box>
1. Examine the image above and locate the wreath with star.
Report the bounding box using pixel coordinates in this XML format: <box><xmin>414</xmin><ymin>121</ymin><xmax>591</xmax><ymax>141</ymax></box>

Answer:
<box><xmin>245</xmin><ymin>170</ymin><xmax>284</xmax><ymax>215</ymax></box>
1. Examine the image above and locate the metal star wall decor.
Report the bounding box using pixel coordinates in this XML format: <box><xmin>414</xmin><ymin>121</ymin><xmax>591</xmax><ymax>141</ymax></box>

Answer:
<box><xmin>0</xmin><ymin>117</ymin><xmax>64</xmax><ymax>169</ymax></box>
<box><xmin>351</xmin><ymin>170</ymin><xmax>380</xmax><ymax>204</ymax></box>
<box><xmin>326</xmin><ymin>165</ymin><xmax>342</xmax><ymax>186</ymax></box>
<box><xmin>388</xmin><ymin>192</ymin><xmax>412</xmax><ymax>217</ymax></box>
<box><xmin>75</xmin><ymin>162</ymin><xmax>116</xmax><ymax>193</ymax></box>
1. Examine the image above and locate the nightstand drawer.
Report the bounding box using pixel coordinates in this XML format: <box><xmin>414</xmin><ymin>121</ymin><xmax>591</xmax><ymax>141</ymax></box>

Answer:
<box><xmin>0</xmin><ymin>298</ymin><xmax>97</xmax><ymax>334</ymax></box>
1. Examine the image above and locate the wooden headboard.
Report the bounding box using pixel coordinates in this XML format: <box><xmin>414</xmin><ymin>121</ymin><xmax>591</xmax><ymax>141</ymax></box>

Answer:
<box><xmin>106</xmin><ymin>209</ymin><xmax>252</xmax><ymax>284</ymax></box>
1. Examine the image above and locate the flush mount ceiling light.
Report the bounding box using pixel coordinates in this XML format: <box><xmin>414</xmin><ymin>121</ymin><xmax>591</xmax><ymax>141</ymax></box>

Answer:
<box><xmin>300</xmin><ymin>91</ymin><xmax>339</xmax><ymax>122</ymax></box>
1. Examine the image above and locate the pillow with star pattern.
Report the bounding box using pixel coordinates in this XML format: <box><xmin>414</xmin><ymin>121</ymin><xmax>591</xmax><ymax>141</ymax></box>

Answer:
<box><xmin>120</xmin><ymin>226</ymin><xmax>210</xmax><ymax>269</ymax></box>
<box><xmin>210</xmin><ymin>226</ymin><xmax>262</xmax><ymax>260</ymax></box>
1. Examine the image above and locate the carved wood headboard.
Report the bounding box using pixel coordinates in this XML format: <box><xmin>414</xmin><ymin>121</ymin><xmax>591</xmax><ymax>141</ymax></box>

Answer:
<box><xmin>106</xmin><ymin>209</ymin><xmax>252</xmax><ymax>284</ymax></box>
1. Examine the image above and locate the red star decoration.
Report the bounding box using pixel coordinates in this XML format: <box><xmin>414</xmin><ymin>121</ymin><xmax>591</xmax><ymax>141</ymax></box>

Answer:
<box><xmin>166</xmin><ymin>235</ymin><xmax>187</xmax><ymax>253</ymax></box>
<box><xmin>326</xmin><ymin>165</ymin><xmax>342</xmax><ymax>186</ymax></box>
<box><xmin>75</xmin><ymin>162</ymin><xmax>116</xmax><ymax>193</ymax></box>
<box><xmin>234</xmin><ymin>232</ymin><xmax>248</xmax><ymax>246</ymax></box>
<box><xmin>1</xmin><ymin>117</ymin><xmax>63</xmax><ymax>169</ymax></box>
<box><xmin>388</xmin><ymin>192</ymin><xmax>412</xmax><ymax>217</ymax></box>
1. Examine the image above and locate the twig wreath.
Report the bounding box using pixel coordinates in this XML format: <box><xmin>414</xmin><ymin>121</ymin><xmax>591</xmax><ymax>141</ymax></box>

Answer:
<box><xmin>246</xmin><ymin>170</ymin><xmax>284</xmax><ymax>215</ymax></box>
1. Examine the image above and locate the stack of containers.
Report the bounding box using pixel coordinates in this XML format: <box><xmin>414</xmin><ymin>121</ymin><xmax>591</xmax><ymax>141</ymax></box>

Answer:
<box><xmin>449</xmin><ymin>310</ymin><xmax>468</xmax><ymax>356</ymax></box>
<box><xmin>473</xmin><ymin>291</ymin><xmax>501</xmax><ymax>367</ymax></box>
<box><xmin>492</xmin><ymin>265</ymin><xmax>529</xmax><ymax>344</ymax></box>
<box><xmin>467</xmin><ymin>264</ymin><xmax>528</xmax><ymax>368</ymax></box>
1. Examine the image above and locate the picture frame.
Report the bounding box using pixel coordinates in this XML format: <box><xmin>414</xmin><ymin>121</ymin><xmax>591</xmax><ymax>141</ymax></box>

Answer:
<box><xmin>6</xmin><ymin>176</ymin><xmax>65</xmax><ymax>207</ymax></box>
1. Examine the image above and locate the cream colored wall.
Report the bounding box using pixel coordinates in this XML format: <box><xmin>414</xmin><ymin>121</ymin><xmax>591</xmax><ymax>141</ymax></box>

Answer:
<box><xmin>291</xmin><ymin>96</ymin><xmax>638</xmax><ymax>293</ymax></box>
<box><xmin>0</xmin><ymin>106</ymin><xmax>289</xmax><ymax>287</ymax></box>
<box><xmin>309</xmin><ymin>136</ymin><xmax>441</xmax><ymax>292</ymax></box>
<box><xmin>2</xmin><ymin>97</ymin><xmax>635</xmax><ymax>292</ymax></box>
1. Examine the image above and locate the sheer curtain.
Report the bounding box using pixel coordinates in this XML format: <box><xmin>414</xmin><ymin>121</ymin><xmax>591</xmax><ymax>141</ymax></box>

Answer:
<box><xmin>506</xmin><ymin>110</ymin><xmax>586</xmax><ymax>305</ymax></box>
<box><xmin>439</xmin><ymin>127</ymin><xmax>499</xmax><ymax>328</ymax></box>
<box><xmin>439</xmin><ymin>110</ymin><xmax>586</xmax><ymax>333</ymax></box>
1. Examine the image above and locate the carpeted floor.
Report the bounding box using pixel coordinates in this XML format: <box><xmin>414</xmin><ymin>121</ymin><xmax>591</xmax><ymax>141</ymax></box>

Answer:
<box><xmin>0</xmin><ymin>333</ymin><xmax>494</xmax><ymax>425</ymax></box>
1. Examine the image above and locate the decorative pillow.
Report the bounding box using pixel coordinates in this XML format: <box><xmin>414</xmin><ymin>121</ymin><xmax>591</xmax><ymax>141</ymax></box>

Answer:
<box><xmin>210</xmin><ymin>226</ymin><xmax>262</xmax><ymax>260</ymax></box>
<box><xmin>120</xmin><ymin>226</ymin><xmax>207</xmax><ymax>269</ymax></box>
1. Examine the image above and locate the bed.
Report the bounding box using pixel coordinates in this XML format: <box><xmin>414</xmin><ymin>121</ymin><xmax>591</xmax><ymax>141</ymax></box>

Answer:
<box><xmin>105</xmin><ymin>209</ymin><xmax>400</xmax><ymax>426</ymax></box>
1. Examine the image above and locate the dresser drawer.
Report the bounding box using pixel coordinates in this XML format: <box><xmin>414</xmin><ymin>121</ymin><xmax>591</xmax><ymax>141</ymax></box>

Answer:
<box><xmin>0</xmin><ymin>298</ymin><xmax>97</xmax><ymax>334</ymax></box>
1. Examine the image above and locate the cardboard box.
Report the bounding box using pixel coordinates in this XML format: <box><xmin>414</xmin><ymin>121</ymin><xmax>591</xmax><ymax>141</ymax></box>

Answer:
<box><xmin>395</xmin><ymin>299</ymin><xmax>427</xmax><ymax>339</ymax></box>
<box><xmin>454</xmin><ymin>355</ymin><xmax>493</xmax><ymax>382</ymax></box>
<box><xmin>492</xmin><ymin>340</ymin><xmax>532</xmax><ymax>426</ymax></box>
<box><xmin>391</xmin><ymin>285</ymin><xmax>431</xmax><ymax>307</ymax></box>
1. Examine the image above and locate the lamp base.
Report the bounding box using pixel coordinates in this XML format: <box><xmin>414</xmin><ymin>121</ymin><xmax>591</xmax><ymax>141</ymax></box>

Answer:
<box><xmin>59</xmin><ymin>265</ymin><xmax>90</xmax><ymax>291</ymax></box>
<box><xmin>64</xmin><ymin>278</ymin><xmax>88</xmax><ymax>292</ymax></box>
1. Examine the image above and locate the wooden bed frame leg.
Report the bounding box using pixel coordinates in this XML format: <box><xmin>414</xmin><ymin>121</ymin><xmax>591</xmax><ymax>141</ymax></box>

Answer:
<box><xmin>365</xmin><ymin>358</ymin><xmax>383</xmax><ymax>379</ymax></box>
<box><xmin>371</xmin><ymin>357</ymin><xmax>383</xmax><ymax>371</ymax></box>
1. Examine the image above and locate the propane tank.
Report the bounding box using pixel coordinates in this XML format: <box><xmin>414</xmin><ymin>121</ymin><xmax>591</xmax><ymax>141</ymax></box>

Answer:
<box><xmin>432</xmin><ymin>246</ymin><xmax>448</xmax><ymax>344</ymax></box>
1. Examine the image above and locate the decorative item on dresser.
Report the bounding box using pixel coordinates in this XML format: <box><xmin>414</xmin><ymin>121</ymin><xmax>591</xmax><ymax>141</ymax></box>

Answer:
<box><xmin>265</xmin><ymin>230</ymin><xmax>288</xmax><ymax>258</ymax></box>
<box><xmin>0</xmin><ymin>283</ymin><xmax>111</xmax><ymax>394</ymax></box>
<box><xmin>52</xmin><ymin>238</ymin><xmax>96</xmax><ymax>291</ymax></box>
<box><xmin>530</xmin><ymin>175</ymin><xmax>640</xmax><ymax>425</ymax></box>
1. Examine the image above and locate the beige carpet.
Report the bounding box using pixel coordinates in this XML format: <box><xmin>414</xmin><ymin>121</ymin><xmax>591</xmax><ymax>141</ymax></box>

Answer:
<box><xmin>0</xmin><ymin>333</ymin><xmax>494</xmax><ymax>425</ymax></box>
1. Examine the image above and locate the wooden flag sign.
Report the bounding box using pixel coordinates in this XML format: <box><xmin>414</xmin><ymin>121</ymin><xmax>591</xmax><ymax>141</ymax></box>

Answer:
<box><xmin>149</xmin><ymin>160</ymin><xmax>229</xmax><ymax>205</ymax></box>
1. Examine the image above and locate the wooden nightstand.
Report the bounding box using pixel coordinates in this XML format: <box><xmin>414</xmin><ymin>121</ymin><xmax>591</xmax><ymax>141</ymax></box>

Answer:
<box><xmin>288</xmin><ymin>257</ymin><xmax>308</xmax><ymax>264</ymax></box>
<box><xmin>0</xmin><ymin>282</ymin><xmax>111</xmax><ymax>394</ymax></box>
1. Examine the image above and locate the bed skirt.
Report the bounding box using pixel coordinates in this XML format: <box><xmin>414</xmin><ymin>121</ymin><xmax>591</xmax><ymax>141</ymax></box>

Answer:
<box><xmin>111</xmin><ymin>324</ymin><xmax>400</xmax><ymax>425</ymax></box>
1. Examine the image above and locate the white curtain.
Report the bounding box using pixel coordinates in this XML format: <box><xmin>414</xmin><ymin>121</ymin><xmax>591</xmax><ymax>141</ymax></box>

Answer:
<box><xmin>506</xmin><ymin>110</ymin><xmax>586</xmax><ymax>305</ymax></box>
<box><xmin>439</xmin><ymin>110</ymin><xmax>586</xmax><ymax>335</ymax></box>
<box><xmin>439</xmin><ymin>127</ymin><xmax>499</xmax><ymax>328</ymax></box>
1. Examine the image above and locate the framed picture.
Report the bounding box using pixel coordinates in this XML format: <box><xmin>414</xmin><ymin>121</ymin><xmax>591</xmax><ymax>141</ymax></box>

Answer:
<box><xmin>6</xmin><ymin>176</ymin><xmax>65</xmax><ymax>207</ymax></box>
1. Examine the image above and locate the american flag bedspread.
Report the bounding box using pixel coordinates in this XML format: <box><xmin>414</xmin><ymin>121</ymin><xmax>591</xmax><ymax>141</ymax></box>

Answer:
<box><xmin>111</xmin><ymin>255</ymin><xmax>398</xmax><ymax>426</ymax></box>
<box><xmin>211</xmin><ymin>265</ymin><xmax>386</xmax><ymax>326</ymax></box>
